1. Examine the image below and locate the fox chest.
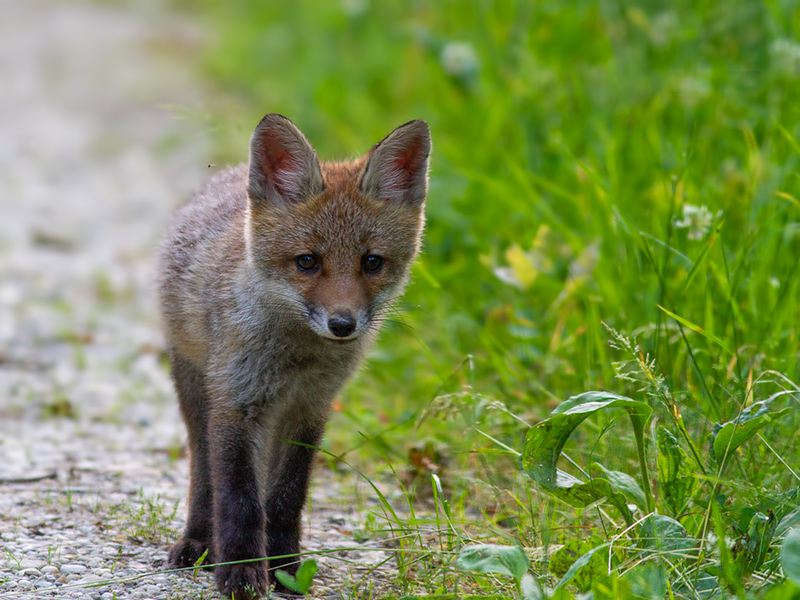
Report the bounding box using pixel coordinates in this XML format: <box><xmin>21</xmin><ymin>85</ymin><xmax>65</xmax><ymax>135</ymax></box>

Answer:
<box><xmin>221</xmin><ymin>344</ymin><xmax>356</xmax><ymax>416</ymax></box>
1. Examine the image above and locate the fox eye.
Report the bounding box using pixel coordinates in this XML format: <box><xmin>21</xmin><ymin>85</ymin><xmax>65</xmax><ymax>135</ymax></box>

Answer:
<box><xmin>362</xmin><ymin>254</ymin><xmax>384</xmax><ymax>274</ymax></box>
<box><xmin>295</xmin><ymin>254</ymin><xmax>319</xmax><ymax>272</ymax></box>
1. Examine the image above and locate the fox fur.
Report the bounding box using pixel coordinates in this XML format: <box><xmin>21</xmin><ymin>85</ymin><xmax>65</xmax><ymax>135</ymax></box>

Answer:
<box><xmin>157</xmin><ymin>114</ymin><xmax>430</xmax><ymax>598</ymax></box>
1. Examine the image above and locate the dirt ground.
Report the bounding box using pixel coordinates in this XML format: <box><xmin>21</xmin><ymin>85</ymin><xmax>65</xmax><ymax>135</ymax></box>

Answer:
<box><xmin>0</xmin><ymin>2</ymin><xmax>396</xmax><ymax>598</ymax></box>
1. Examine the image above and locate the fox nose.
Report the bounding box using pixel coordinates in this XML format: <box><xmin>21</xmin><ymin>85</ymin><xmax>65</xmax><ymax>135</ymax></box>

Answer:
<box><xmin>328</xmin><ymin>312</ymin><xmax>356</xmax><ymax>338</ymax></box>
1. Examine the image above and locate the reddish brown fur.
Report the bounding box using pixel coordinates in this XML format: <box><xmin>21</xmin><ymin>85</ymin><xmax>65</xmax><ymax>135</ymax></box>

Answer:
<box><xmin>249</xmin><ymin>159</ymin><xmax>424</xmax><ymax>317</ymax></box>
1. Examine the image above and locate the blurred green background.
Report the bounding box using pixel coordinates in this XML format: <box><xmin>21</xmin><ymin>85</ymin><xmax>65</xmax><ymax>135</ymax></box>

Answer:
<box><xmin>188</xmin><ymin>0</ymin><xmax>800</xmax><ymax>454</ymax></box>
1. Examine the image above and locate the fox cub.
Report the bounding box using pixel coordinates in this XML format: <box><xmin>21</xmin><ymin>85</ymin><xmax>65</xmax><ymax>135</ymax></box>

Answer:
<box><xmin>158</xmin><ymin>113</ymin><xmax>431</xmax><ymax>598</ymax></box>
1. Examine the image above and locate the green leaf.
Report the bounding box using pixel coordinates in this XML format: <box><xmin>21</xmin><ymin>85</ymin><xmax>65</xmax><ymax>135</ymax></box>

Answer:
<box><xmin>455</xmin><ymin>544</ymin><xmax>529</xmax><ymax>584</ymax></box>
<box><xmin>736</xmin><ymin>511</ymin><xmax>776</xmax><ymax>574</ymax></box>
<box><xmin>522</xmin><ymin>391</ymin><xmax>652</xmax><ymax>523</ymax></box>
<box><xmin>553</xmin><ymin>543</ymin><xmax>610</xmax><ymax>591</ymax></box>
<box><xmin>294</xmin><ymin>559</ymin><xmax>318</xmax><ymax>592</ymax></box>
<box><xmin>553</xmin><ymin>469</ymin><xmax>634</xmax><ymax>523</ymax></box>
<box><xmin>712</xmin><ymin>395</ymin><xmax>793</xmax><ymax>465</ymax></box>
<box><xmin>777</xmin><ymin>506</ymin><xmax>800</xmax><ymax>538</ymax></box>
<box><xmin>275</xmin><ymin>569</ymin><xmax>301</xmax><ymax>593</ymax></box>
<box><xmin>758</xmin><ymin>578</ymin><xmax>800</xmax><ymax>599</ymax></box>
<box><xmin>656</xmin><ymin>304</ymin><xmax>732</xmax><ymax>354</ymax></box>
<box><xmin>621</xmin><ymin>562</ymin><xmax>667</xmax><ymax>599</ymax></box>
<box><xmin>656</xmin><ymin>428</ymin><xmax>696</xmax><ymax>514</ymax></box>
<box><xmin>639</xmin><ymin>515</ymin><xmax>698</xmax><ymax>559</ymax></box>
<box><xmin>191</xmin><ymin>548</ymin><xmax>209</xmax><ymax>579</ymax></box>
<box><xmin>275</xmin><ymin>562</ymin><xmax>317</xmax><ymax>595</ymax></box>
<box><xmin>592</xmin><ymin>462</ymin><xmax>646</xmax><ymax>510</ymax></box>
<box><xmin>192</xmin><ymin>548</ymin><xmax>208</xmax><ymax>568</ymax></box>
<box><xmin>520</xmin><ymin>573</ymin><xmax>545</xmax><ymax>600</ymax></box>
<box><xmin>781</xmin><ymin>528</ymin><xmax>800</xmax><ymax>585</ymax></box>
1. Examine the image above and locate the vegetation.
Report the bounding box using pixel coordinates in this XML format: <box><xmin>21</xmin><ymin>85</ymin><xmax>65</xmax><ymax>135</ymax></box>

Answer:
<box><xmin>183</xmin><ymin>0</ymin><xmax>800</xmax><ymax>597</ymax></box>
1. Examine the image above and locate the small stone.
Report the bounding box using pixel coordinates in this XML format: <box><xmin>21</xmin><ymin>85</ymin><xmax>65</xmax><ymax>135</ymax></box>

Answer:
<box><xmin>21</xmin><ymin>567</ymin><xmax>42</xmax><ymax>577</ymax></box>
<box><xmin>60</xmin><ymin>563</ymin><xmax>87</xmax><ymax>575</ymax></box>
<box><xmin>41</xmin><ymin>565</ymin><xmax>59</xmax><ymax>576</ymax></box>
<box><xmin>20</xmin><ymin>559</ymin><xmax>45</xmax><ymax>570</ymax></box>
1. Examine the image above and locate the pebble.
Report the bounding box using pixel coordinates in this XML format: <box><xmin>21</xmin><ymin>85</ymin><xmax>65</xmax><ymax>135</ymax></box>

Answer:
<box><xmin>20</xmin><ymin>558</ymin><xmax>45</xmax><ymax>569</ymax></box>
<box><xmin>61</xmin><ymin>564</ymin><xmax>88</xmax><ymax>575</ymax></box>
<box><xmin>41</xmin><ymin>565</ymin><xmax>59</xmax><ymax>576</ymax></box>
<box><xmin>21</xmin><ymin>567</ymin><xmax>42</xmax><ymax>577</ymax></box>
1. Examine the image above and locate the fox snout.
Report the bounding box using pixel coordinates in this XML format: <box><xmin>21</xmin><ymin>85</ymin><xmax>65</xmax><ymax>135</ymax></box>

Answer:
<box><xmin>307</xmin><ymin>306</ymin><xmax>368</xmax><ymax>341</ymax></box>
<box><xmin>328</xmin><ymin>312</ymin><xmax>356</xmax><ymax>338</ymax></box>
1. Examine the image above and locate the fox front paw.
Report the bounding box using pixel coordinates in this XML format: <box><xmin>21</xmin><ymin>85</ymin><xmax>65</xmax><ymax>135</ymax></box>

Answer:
<box><xmin>215</xmin><ymin>563</ymin><xmax>269</xmax><ymax>599</ymax></box>
<box><xmin>167</xmin><ymin>537</ymin><xmax>213</xmax><ymax>568</ymax></box>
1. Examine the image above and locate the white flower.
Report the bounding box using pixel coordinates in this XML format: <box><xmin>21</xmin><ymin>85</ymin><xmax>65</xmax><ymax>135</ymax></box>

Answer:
<box><xmin>674</xmin><ymin>204</ymin><xmax>717</xmax><ymax>240</ymax></box>
<box><xmin>341</xmin><ymin>0</ymin><xmax>368</xmax><ymax>18</ymax></box>
<box><xmin>440</xmin><ymin>42</ymin><xmax>478</xmax><ymax>78</ymax></box>
<box><xmin>770</xmin><ymin>38</ymin><xmax>800</xmax><ymax>77</ymax></box>
<box><xmin>677</xmin><ymin>75</ymin><xmax>711</xmax><ymax>108</ymax></box>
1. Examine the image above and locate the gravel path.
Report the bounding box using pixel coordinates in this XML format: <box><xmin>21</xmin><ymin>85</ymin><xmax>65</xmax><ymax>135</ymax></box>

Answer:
<box><xmin>0</xmin><ymin>2</ymin><xmax>396</xmax><ymax>598</ymax></box>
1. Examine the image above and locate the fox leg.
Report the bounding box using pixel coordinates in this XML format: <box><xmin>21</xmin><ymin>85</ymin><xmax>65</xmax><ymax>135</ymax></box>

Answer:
<box><xmin>208</xmin><ymin>406</ymin><xmax>269</xmax><ymax>599</ymax></box>
<box><xmin>263</xmin><ymin>423</ymin><xmax>323</xmax><ymax>584</ymax></box>
<box><xmin>167</xmin><ymin>351</ymin><xmax>214</xmax><ymax>568</ymax></box>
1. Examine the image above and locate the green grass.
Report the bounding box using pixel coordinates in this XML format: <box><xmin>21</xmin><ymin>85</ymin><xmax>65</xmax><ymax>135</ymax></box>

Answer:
<box><xmin>179</xmin><ymin>0</ymin><xmax>800</xmax><ymax>597</ymax></box>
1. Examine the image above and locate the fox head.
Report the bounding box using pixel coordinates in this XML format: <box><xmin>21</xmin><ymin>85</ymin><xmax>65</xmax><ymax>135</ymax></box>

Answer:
<box><xmin>244</xmin><ymin>114</ymin><xmax>431</xmax><ymax>343</ymax></box>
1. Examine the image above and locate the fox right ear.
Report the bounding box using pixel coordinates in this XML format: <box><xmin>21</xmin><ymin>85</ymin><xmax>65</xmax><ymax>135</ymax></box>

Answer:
<box><xmin>360</xmin><ymin>120</ymin><xmax>431</xmax><ymax>207</ymax></box>
<box><xmin>248</xmin><ymin>114</ymin><xmax>324</xmax><ymax>206</ymax></box>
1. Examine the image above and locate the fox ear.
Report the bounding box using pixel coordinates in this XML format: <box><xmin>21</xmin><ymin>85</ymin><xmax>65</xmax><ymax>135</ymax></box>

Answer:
<box><xmin>360</xmin><ymin>120</ymin><xmax>431</xmax><ymax>207</ymax></box>
<box><xmin>248</xmin><ymin>113</ymin><xmax>324</xmax><ymax>206</ymax></box>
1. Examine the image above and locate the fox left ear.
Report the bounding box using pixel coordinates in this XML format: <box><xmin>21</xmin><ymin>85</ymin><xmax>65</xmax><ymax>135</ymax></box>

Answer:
<box><xmin>359</xmin><ymin>120</ymin><xmax>431</xmax><ymax>207</ymax></box>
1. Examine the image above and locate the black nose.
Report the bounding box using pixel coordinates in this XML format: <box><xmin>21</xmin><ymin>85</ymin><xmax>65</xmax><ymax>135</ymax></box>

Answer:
<box><xmin>328</xmin><ymin>313</ymin><xmax>356</xmax><ymax>338</ymax></box>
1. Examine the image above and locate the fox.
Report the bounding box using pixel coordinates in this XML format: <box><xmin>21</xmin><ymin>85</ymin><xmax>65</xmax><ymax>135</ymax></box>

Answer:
<box><xmin>157</xmin><ymin>113</ymin><xmax>431</xmax><ymax>598</ymax></box>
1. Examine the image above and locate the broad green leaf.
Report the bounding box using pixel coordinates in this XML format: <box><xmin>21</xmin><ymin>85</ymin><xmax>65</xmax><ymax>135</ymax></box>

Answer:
<box><xmin>712</xmin><ymin>396</ymin><xmax>792</xmax><ymax>464</ymax></box>
<box><xmin>639</xmin><ymin>515</ymin><xmax>698</xmax><ymax>560</ymax></box>
<box><xmin>781</xmin><ymin>528</ymin><xmax>800</xmax><ymax>585</ymax></box>
<box><xmin>275</xmin><ymin>561</ymin><xmax>317</xmax><ymax>595</ymax></box>
<box><xmin>456</xmin><ymin>544</ymin><xmax>529</xmax><ymax>584</ymax></box>
<box><xmin>621</xmin><ymin>562</ymin><xmax>667</xmax><ymax>599</ymax></box>
<box><xmin>757</xmin><ymin>579</ymin><xmax>800</xmax><ymax>599</ymax></box>
<box><xmin>777</xmin><ymin>506</ymin><xmax>800</xmax><ymax>538</ymax></box>
<box><xmin>295</xmin><ymin>559</ymin><xmax>318</xmax><ymax>592</ymax></box>
<box><xmin>592</xmin><ymin>462</ymin><xmax>646</xmax><ymax>510</ymax></box>
<box><xmin>553</xmin><ymin>543</ymin><xmax>610</xmax><ymax>591</ymax></box>
<box><xmin>520</xmin><ymin>573</ymin><xmax>545</xmax><ymax>600</ymax></box>
<box><xmin>522</xmin><ymin>391</ymin><xmax>652</xmax><ymax>523</ymax></box>
<box><xmin>552</xmin><ymin>469</ymin><xmax>633</xmax><ymax>523</ymax></box>
<box><xmin>736</xmin><ymin>511</ymin><xmax>775</xmax><ymax>574</ymax></box>
<box><xmin>656</xmin><ymin>428</ymin><xmax>696</xmax><ymax>514</ymax></box>
<box><xmin>275</xmin><ymin>568</ymin><xmax>302</xmax><ymax>593</ymax></box>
